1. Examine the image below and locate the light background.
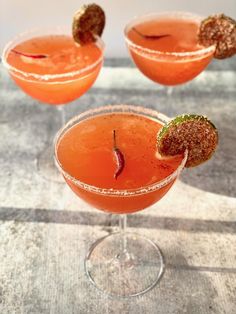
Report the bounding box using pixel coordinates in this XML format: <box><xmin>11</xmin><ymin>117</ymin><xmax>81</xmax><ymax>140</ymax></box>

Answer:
<box><xmin>1</xmin><ymin>0</ymin><xmax>236</xmax><ymax>57</ymax></box>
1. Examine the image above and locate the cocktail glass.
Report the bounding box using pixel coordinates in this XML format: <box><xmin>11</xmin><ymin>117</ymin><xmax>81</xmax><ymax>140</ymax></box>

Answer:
<box><xmin>54</xmin><ymin>104</ymin><xmax>188</xmax><ymax>297</ymax></box>
<box><xmin>2</xmin><ymin>26</ymin><xmax>104</xmax><ymax>181</ymax></box>
<box><xmin>124</xmin><ymin>12</ymin><xmax>215</xmax><ymax>88</ymax></box>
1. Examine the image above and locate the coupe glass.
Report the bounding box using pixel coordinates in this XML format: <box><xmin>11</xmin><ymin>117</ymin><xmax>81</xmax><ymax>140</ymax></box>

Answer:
<box><xmin>124</xmin><ymin>12</ymin><xmax>215</xmax><ymax>89</ymax></box>
<box><xmin>54</xmin><ymin>104</ymin><xmax>188</xmax><ymax>297</ymax></box>
<box><xmin>2</xmin><ymin>26</ymin><xmax>104</xmax><ymax>181</ymax></box>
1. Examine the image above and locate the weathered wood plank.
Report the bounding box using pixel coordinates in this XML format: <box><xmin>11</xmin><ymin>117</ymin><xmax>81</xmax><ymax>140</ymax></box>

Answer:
<box><xmin>0</xmin><ymin>223</ymin><xmax>235</xmax><ymax>314</ymax></box>
<box><xmin>0</xmin><ymin>61</ymin><xmax>236</xmax><ymax>313</ymax></box>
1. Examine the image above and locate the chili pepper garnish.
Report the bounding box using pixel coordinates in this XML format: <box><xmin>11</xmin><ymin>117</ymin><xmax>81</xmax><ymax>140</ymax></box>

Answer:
<box><xmin>113</xmin><ymin>130</ymin><xmax>125</xmax><ymax>179</ymax></box>
<box><xmin>11</xmin><ymin>49</ymin><xmax>48</xmax><ymax>59</ymax></box>
<box><xmin>132</xmin><ymin>27</ymin><xmax>170</xmax><ymax>40</ymax></box>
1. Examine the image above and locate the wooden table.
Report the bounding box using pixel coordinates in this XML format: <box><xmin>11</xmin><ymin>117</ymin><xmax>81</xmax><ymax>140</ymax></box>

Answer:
<box><xmin>0</xmin><ymin>59</ymin><xmax>236</xmax><ymax>314</ymax></box>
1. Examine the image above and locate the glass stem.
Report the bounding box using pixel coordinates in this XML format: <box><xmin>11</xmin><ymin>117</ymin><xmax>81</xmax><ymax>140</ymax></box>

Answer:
<box><xmin>167</xmin><ymin>86</ymin><xmax>173</xmax><ymax>97</ymax></box>
<box><xmin>119</xmin><ymin>214</ymin><xmax>127</xmax><ymax>254</ymax></box>
<box><xmin>57</xmin><ymin>105</ymin><xmax>66</xmax><ymax>126</ymax></box>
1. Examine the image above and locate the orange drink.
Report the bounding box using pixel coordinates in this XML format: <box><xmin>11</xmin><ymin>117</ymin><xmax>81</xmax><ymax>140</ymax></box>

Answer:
<box><xmin>56</xmin><ymin>106</ymin><xmax>185</xmax><ymax>213</ymax></box>
<box><xmin>2</xmin><ymin>26</ymin><xmax>104</xmax><ymax>182</ymax></box>
<box><xmin>55</xmin><ymin>105</ymin><xmax>187</xmax><ymax>297</ymax></box>
<box><xmin>125</xmin><ymin>12</ymin><xmax>215</xmax><ymax>85</ymax></box>
<box><xmin>3</xmin><ymin>27</ymin><xmax>104</xmax><ymax>104</ymax></box>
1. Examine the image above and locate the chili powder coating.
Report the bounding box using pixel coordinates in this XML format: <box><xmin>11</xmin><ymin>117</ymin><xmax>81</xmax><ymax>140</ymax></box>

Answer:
<box><xmin>157</xmin><ymin>114</ymin><xmax>218</xmax><ymax>168</ymax></box>
<box><xmin>198</xmin><ymin>14</ymin><xmax>236</xmax><ymax>59</ymax></box>
<box><xmin>72</xmin><ymin>3</ymin><xmax>105</xmax><ymax>45</ymax></box>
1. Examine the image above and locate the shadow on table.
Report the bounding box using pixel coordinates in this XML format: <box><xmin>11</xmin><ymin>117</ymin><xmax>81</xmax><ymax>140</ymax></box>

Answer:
<box><xmin>180</xmin><ymin>123</ymin><xmax>236</xmax><ymax>198</ymax></box>
<box><xmin>0</xmin><ymin>207</ymin><xmax>235</xmax><ymax>234</ymax></box>
<box><xmin>154</xmin><ymin>253</ymin><xmax>219</xmax><ymax>314</ymax></box>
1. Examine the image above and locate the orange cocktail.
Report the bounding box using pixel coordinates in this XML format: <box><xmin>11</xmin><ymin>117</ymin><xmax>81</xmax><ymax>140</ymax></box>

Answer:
<box><xmin>125</xmin><ymin>12</ymin><xmax>215</xmax><ymax>85</ymax></box>
<box><xmin>55</xmin><ymin>105</ymin><xmax>187</xmax><ymax>297</ymax></box>
<box><xmin>2</xmin><ymin>27</ymin><xmax>104</xmax><ymax>104</ymax></box>
<box><xmin>56</xmin><ymin>106</ymin><xmax>184</xmax><ymax>213</ymax></box>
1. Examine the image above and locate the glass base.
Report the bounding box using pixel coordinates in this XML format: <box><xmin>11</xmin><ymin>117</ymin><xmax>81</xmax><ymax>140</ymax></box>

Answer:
<box><xmin>37</xmin><ymin>145</ymin><xmax>64</xmax><ymax>183</ymax></box>
<box><xmin>85</xmin><ymin>232</ymin><xmax>165</xmax><ymax>298</ymax></box>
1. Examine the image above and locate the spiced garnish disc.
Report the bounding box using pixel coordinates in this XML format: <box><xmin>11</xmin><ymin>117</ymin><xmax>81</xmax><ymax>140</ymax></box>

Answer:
<box><xmin>198</xmin><ymin>14</ymin><xmax>236</xmax><ymax>59</ymax></box>
<box><xmin>72</xmin><ymin>3</ymin><xmax>105</xmax><ymax>45</ymax></box>
<box><xmin>157</xmin><ymin>114</ymin><xmax>218</xmax><ymax>167</ymax></box>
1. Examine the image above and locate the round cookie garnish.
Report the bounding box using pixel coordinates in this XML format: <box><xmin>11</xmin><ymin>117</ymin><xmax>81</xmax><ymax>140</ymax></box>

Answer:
<box><xmin>198</xmin><ymin>14</ymin><xmax>236</xmax><ymax>59</ymax></box>
<box><xmin>157</xmin><ymin>115</ymin><xmax>218</xmax><ymax>168</ymax></box>
<box><xmin>72</xmin><ymin>3</ymin><xmax>105</xmax><ymax>45</ymax></box>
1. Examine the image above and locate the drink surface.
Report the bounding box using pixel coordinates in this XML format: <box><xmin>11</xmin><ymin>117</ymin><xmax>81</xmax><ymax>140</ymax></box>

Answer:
<box><xmin>127</xmin><ymin>17</ymin><xmax>203</xmax><ymax>53</ymax></box>
<box><xmin>7</xmin><ymin>35</ymin><xmax>102</xmax><ymax>75</ymax></box>
<box><xmin>57</xmin><ymin>113</ymin><xmax>183</xmax><ymax>190</ymax></box>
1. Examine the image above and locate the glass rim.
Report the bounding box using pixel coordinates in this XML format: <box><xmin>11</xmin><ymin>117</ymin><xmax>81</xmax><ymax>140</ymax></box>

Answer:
<box><xmin>124</xmin><ymin>11</ymin><xmax>216</xmax><ymax>58</ymax></box>
<box><xmin>54</xmin><ymin>104</ymin><xmax>188</xmax><ymax>197</ymax></box>
<box><xmin>1</xmin><ymin>26</ymin><xmax>105</xmax><ymax>81</ymax></box>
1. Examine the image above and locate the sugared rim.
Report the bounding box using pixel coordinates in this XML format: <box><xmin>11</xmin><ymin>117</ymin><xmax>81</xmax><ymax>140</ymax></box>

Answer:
<box><xmin>1</xmin><ymin>26</ymin><xmax>105</xmax><ymax>81</ymax></box>
<box><xmin>54</xmin><ymin>104</ymin><xmax>188</xmax><ymax>197</ymax></box>
<box><xmin>124</xmin><ymin>11</ymin><xmax>216</xmax><ymax>58</ymax></box>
